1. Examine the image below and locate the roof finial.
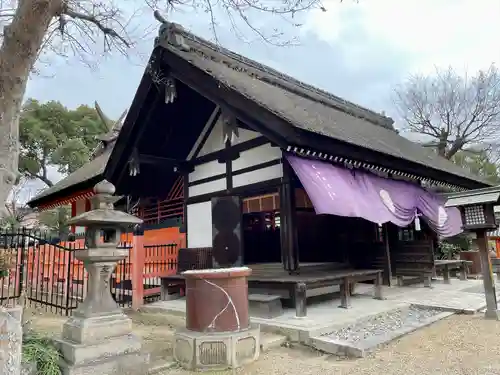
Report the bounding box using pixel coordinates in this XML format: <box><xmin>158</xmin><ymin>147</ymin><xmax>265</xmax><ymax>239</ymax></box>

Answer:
<box><xmin>154</xmin><ymin>10</ymin><xmax>190</xmax><ymax>52</ymax></box>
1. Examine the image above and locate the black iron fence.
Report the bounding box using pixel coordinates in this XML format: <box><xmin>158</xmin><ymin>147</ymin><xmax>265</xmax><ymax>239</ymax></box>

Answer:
<box><xmin>0</xmin><ymin>228</ymin><xmax>177</xmax><ymax>315</ymax></box>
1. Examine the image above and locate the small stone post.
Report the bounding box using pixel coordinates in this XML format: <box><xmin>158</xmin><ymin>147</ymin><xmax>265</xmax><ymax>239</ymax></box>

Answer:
<box><xmin>55</xmin><ymin>180</ymin><xmax>149</xmax><ymax>375</ymax></box>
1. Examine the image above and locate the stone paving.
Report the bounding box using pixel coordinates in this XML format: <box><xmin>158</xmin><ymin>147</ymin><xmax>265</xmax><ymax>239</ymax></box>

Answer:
<box><xmin>358</xmin><ymin>279</ymin><xmax>498</xmax><ymax>314</ymax></box>
<box><xmin>146</xmin><ymin>277</ymin><xmax>492</xmax><ymax>343</ymax></box>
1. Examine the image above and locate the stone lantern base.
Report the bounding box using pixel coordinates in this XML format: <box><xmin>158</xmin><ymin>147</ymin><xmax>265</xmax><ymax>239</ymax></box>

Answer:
<box><xmin>56</xmin><ymin>313</ymin><xmax>149</xmax><ymax>375</ymax></box>
<box><xmin>174</xmin><ymin>324</ymin><xmax>260</xmax><ymax>371</ymax></box>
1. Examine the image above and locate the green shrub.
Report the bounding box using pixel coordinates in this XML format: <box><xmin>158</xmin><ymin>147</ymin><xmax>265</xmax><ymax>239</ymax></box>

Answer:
<box><xmin>435</xmin><ymin>241</ymin><xmax>462</xmax><ymax>260</ymax></box>
<box><xmin>22</xmin><ymin>332</ymin><xmax>62</xmax><ymax>375</ymax></box>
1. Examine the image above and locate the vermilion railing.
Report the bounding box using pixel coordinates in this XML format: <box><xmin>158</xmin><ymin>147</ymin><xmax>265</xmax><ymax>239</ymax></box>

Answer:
<box><xmin>134</xmin><ymin>176</ymin><xmax>185</xmax><ymax>225</ymax></box>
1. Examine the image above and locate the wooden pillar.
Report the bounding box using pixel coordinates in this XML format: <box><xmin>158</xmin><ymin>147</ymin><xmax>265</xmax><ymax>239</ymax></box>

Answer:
<box><xmin>382</xmin><ymin>223</ymin><xmax>393</xmax><ymax>286</ymax></box>
<box><xmin>280</xmin><ymin>158</ymin><xmax>299</xmax><ymax>273</ymax></box>
<box><xmin>131</xmin><ymin>225</ymin><xmax>146</xmax><ymax>310</ymax></box>
<box><xmin>70</xmin><ymin>201</ymin><xmax>76</xmax><ymax>233</ymax></box>
<box><xmin>477</xmin><ymin>229</ymin><xmax>500</xmax><ymax>320</ymax></box>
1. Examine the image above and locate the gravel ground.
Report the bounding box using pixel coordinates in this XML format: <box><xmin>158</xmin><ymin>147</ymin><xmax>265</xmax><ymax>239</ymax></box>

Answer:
<box><xmin>26</xmin><ymin>307</ymin><xmax>500</xmax><ymax>375</ymax></box>
<box><xmin>323</xmin><ymin>305</ymin><xmax>444</xmax><ymax>343</ymax></box>
<box><xmin>165</xmin><ymin>314</ymin><xmax>500</xmax><ymax>375</ymax></box>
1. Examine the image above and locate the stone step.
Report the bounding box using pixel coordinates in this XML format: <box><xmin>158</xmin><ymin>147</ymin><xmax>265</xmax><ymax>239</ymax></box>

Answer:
<box><xmin>260</xmin><ymin>332</ymin><xmax>287</xmax><ymax>352</ymax></box>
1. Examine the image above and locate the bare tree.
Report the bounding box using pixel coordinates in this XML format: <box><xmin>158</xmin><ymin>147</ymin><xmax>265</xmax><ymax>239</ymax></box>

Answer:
<box><xmin>394</xmin><ymin>64</ymin><xmax>500</xmax><ymax>160</ymax></box>
<box><xmin>2</xmin><ymin>177</ymin><xmax>32</xmax><ymax>228</ymax></box>
<box><xmin>0</xmin><ymin>0</ymin><xmax>324</xmax><ymax>218</ymax></box>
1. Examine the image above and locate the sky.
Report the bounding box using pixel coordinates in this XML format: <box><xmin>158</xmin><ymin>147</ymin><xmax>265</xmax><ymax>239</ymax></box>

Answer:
<box><xmin>21</xmin><ymin>0</ymin><xmax>500</xmax><ymax>196</ymax></box>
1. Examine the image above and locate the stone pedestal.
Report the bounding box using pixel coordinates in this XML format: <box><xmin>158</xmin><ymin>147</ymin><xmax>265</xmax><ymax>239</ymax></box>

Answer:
<box><xmin>174</xmin><ymin>267</ymin><xmax>260</xmax><ymax>371</ymax></box>
<box><xmin>56</xmin><ymin>249</ymin><xmax>149</xmax><ymax>375</ymax></box>
<box><xmin>56</xmin><ymin>180</ymin><xmax>148</xmax><ymax>375</ymax></box>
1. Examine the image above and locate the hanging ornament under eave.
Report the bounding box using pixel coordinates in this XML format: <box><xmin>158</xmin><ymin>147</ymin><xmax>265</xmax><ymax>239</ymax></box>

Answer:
<box><xmin>221</xmin><ymin>111</ymin><xmax>239</xmax><ymax>145</ymax></box>
<box><xmin>165</xmin><ymin>76</ymin><xmax>177</xmax><ymax>104</ymax></box>
<box><xmin>128</xmin><ymin>149</ymin><xmax>140</xmax><ymax>177</ymax></box>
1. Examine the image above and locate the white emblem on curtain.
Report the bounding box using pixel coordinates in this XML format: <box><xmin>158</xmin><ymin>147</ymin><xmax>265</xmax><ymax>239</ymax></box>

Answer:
<box><xmin>379</xmin><ymin>189</ymin><xmax>396</xmax><ymax>213</ymax></box>
<box><xmin>437</xmin><ymin>206</ymin><xmax>448</xmax><ymax>227</ymax></box>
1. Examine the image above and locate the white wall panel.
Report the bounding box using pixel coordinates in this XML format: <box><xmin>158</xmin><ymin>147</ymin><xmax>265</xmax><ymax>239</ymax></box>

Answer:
<box><xmin>187</xmin><ymin>201</ymin><xmax>212</xmax><ymax>247</ymax></box>
<box><xmin>197</xmin><ymin>118</ymin><xmax>261</xmax><ymax>158</ymax></box>
<box><xmin>197</xmin><ymin>117</ymin><xmax>224</xmax><ymax>157</ymax></box>
<box><xmin>189</xmin><ymin>160</ymin><xmax>226</xmax><ymax>183</ymax></box>
<box><xmin>232</xmin><ymin>128</ymin><xmax>260</xmax><ymax>145</ymax></box>
<box><xmin>188</xmin><ymin>178</ymin><xmax>226</xmax><ymax>197</ymax></box>
<box><xmin>232</xmin><ymin>163</ymin><xmax>283</xmax><ymax>188</ymax></box>
<box><xmin>232</xmin><ymin>144</ymin><xmax>281</xmax><ymax>172</ymax></box>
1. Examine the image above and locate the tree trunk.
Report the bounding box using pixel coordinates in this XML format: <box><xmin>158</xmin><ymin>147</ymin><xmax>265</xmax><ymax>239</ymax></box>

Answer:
<box><xmin>0</xmin><ymin>0</ymin><xmax>60</xmax><ymax>217</ymax></box>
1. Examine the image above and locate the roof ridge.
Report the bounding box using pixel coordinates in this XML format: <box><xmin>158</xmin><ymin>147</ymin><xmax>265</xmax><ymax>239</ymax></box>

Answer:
<box><xmin>162</xmin><ymin>23</ymin><xmax>394</xmax><ymax>129</ymax></box>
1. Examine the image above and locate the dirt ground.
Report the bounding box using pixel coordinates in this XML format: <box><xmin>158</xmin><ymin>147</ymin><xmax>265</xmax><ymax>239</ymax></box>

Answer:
<box><xmin>27</xmin><ymin>308</ymin><xmax>500</xmax><ymax>375</ymax></box>
<box><xmin>25</xmin><ymin>306</ymin><xmax>184</xmax><ymax>365</ymax></box>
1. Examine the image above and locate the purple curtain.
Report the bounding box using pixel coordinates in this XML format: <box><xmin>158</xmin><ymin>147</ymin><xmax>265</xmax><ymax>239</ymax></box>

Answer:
<box><xmin>286</xmin><ymin>154</ymin><xmax>462</xmax><ymax>238</ymax></box>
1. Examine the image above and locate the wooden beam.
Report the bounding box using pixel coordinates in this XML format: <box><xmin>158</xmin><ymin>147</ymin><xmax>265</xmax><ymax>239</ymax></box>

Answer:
<box><xmin>104</xmin><ymin>72</ymin><xmax>155</xmax><ymax>183</ymax></box>
<box><xmin>187</xmin><ymin>106</ymin><xmax>221</xmax><ymax>161</ymax></box>
<box><xmin>280</xmin><ymin>158</ymin><xmax>299</xmax><ymax>273</ymax></box>
<box><xmin>382</xmin><ymin>223</ymin><xmax>393</xmax><ymax>286</ymax></box>
<box><xmin>113</xmin><ymin>92</ymin><xmax>162</xmax><ymax>188</ymax></box>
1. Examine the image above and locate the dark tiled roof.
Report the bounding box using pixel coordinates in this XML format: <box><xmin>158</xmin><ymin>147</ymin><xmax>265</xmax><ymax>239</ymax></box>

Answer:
<box><xmin>28</xmin><ymin>148</ymin><xmax>111</xmax><ymax>206</ymax></box>
<box><xmin>157</xmin><ymin>23</ymin><xmax>489</xmax><ymax>186</ymax></box>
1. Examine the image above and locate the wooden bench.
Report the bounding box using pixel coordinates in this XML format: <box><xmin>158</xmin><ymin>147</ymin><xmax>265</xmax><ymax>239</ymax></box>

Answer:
<box><xmin>318</xmin><ymin>269</ymin><xmax>384</xmax><ymax>310</ymax></box>
<box><xmin>160</xmin><ymin>275</ymin><xmax>185</xmax><ymax>301</ymax></box>
<box><xmin>395</xmin><ymin>269</ymin><xmax>434</xmax><ymax>288</ymax></box>
<box><xmin>247</xmin><ymin>262</ymin><xmax>352</xmax><ymax>300</ymax></box>
<box><xmin>434</xmin><ymin>260</ymin><xmax>472</xmax><ymax>283</ymax></box>
<box><xmin>160</xmin><ymin>247</ymin><xmax>214</xmax><ymax>300</ymax></box>
<box><xmin>248</xmin><ymin>294</ymin><xmax>283</xmax><ymax>318</ymax></box>
<box><xmin>258</xmin><ymin>269</ymin><xmax>384</xmax><ymax>317</ymax></box>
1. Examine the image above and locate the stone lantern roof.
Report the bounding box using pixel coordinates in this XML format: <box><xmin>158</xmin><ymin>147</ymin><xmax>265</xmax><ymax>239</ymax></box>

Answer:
<box><xmin>67</xmin><ymin>180</ymin><xmax>142</xmax><ymax>228</ymax></box>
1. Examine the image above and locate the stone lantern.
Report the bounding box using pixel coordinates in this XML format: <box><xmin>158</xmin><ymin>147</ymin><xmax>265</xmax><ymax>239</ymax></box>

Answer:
<box><xmin>55</xmin><ymin>180</ymin><xmax>149</xmax><ymax>375</ymax></box>
<box><xmin>446</xmin><ymin>186</ymin><xmax>500</xmax><ymax>320</ymax></box>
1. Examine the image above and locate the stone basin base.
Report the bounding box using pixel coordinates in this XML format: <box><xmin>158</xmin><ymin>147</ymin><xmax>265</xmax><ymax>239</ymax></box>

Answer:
<box><xmin>174</xmin><ymin>324</ymin><xmax>260</xmax><ymax>371</ymax></box>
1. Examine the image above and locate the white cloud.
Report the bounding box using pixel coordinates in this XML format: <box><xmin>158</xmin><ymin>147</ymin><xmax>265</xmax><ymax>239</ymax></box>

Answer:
<box><xmin>305</xmin><ymin>0</ymin><xmax>500</xmax><ymax>75</ymax></box>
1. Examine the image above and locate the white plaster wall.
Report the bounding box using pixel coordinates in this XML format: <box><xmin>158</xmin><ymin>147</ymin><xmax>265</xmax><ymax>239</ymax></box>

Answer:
<box><xmin>233</xmin><ymin>164</ymin><xmax>283</xmax><ymax>188</ymax></box>
<box><xmin>197</xmin><ymin>118</ymin><xmax>261</xmax><ymax>157</ymax></box>
<box><xmin>232</xmin><ymin>143</ymin><xmax>282</xmax><ymax>172</ymax></box>
<box><xmin>188</xmin><ymin>160</ymin><xmax>227</xmax><ymax>197</ymax></box>
<box><xmin>187</xmin><ymin>201</ymin><xmax>213</xmax><ymax>247</ymax></box>
<box><xmin>232</xmin><ymin>128</ymin><xmax>260</xmax><ymax>145</ymax></box>
<box><xmin>197</xmin><ymin>117</ymin><xmax>224</xmax><ymax>157</ymax></box>
<box><xmin>189</xmin><ymin>179</ymin><xmax>226</xmax><ymax>197</ymax></box>
<box><xmin>189</xmin><ymin>160</ymin><xmax>226</xmax><ymax>182</ymax></box>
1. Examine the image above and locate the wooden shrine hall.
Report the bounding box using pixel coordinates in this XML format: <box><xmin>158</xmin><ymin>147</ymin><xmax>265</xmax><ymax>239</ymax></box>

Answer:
<box><xmin>31</xmin><ymin>19</ymin><xmax>490</xmax><ymax>312</ymax></box>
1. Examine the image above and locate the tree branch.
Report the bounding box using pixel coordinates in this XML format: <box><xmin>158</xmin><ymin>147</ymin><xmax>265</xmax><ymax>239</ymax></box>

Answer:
<box><xmin>394</xmin><ymin>64</ymin><xmax>500</xmax><ymax>160</ymax></box>
<box><xmin>62</xmin><ymin>7</ymin><xmax>130</xmax><ymax>48</ymax></box>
